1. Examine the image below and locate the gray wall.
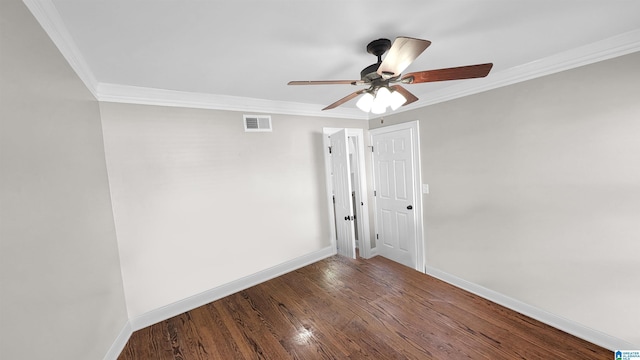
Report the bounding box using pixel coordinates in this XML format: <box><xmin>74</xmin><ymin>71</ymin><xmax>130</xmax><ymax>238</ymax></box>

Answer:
<box><xmin>99</xmin><ymin>102</ymin><xmax>367</xmax><ymax>319</ymax></box>
<box><xmin>4</xmin><ymin>0</ymin><xmax>637</xmax><ymax>352</ymax></box>
<box><xmin>0</xmin><ymin>1</ymin><xmax>128</xmax><ymax>359</ymax></box>
<box><xmin>373</xmin><ymin>52</ymin><xmax>640</xmax><ymax>346</ymax></box>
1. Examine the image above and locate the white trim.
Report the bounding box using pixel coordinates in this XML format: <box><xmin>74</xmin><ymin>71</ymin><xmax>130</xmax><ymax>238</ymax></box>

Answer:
<box><xmin>129</xmin><ymin>246</ymin><xmax>335</xmax><ymax>331</ymax></box>
<box><xmin>97</xmin><ymin>83</ymin><xmax>367</xmax><ymax>119</ymax></box>
<box><xmin>412</xmin><ymin>122</ymin><xmax>425</xmax><ymax>271</ymax></box>
<box><xmin>103</xmin><ymin>321</ymin><xmax>132</xmax><ymax>360</ymax></box>
<box><xmin>322</xmin><ymin>131</ymin><xmax>339</xmax><ymax>252</ymax></box>
<box><xmin>102</xmin><ymin>247</ymin><xmax>335</xmax><ymax>358</ymax></box>
<box><xmin>26</xmin><ymin>0</ymin><xmax>640</xmax><ymax>118</ymax></box>
<box><xmin>369</xmin><ymin>121</ymin><xmax>425</xmax><ymax>272</ymax></box>
<box><xmin>22</xmin><ymin>0</ymin><xmax>99</xmax><ymax>98</ymax></box>
<box><xmin>96</xmin><ymin>28</ymin><xmax>639</xmax><ymax>118</ymax></box>
<box><xmin>395</xmin><ymin>29</ymin><xmax>640</xmax><ymax>113</ymax></box>
<box><xmin>425</xmin><ymin>265</ymin><xmax>638</xmax><ymax>351</ymax></box>
<box><xmin>350</xmin><ymin>130</ymin><xmax>372</xmax><ymax>259</ymax></box>
<box><xmin>322</xmin><ymin>128</ymin><xmax>372</xmax><ymax>259</ymax></box>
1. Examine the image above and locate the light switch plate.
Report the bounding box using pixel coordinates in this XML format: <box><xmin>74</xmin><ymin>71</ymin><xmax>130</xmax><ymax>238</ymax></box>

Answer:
<box><xmin>422</xmin><ymin>184</ymin><xmax>429</xmax><ymax>194</ymax></box>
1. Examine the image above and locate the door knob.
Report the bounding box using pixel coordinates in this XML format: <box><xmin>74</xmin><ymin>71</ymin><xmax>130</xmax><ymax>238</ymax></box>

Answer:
<box><xmin>407</xmin><ymin>205</ymin><xmax>413</xmax><ymax>210</ymax></box>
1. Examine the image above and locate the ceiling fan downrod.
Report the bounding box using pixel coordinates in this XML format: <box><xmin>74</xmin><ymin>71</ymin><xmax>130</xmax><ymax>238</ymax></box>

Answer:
<box><xmin>360</xmin><ymin>38</ymin><xmax>392</xmax><ymax>82</ymax></box>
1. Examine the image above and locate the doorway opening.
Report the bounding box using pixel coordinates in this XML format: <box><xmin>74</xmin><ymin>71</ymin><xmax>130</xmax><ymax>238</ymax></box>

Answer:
<box><xmin>369</xmin><ymin>120</ymin><xmax>424</xmax><ymax>271</ymax></box>
<box><xmin>323</xmin><ymin>128</ymin><xmax>372</xmax><ymax>259</ymax></box>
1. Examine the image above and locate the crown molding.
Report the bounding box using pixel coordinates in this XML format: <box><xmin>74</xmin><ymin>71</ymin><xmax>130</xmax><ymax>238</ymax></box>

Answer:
<box><xmin>393</xmin><ymin>29</ymin><xmax>640</xmax><ymax>114</ymax></box>
<box><xmin>25</xmin><ymin>0</ymin><xmax>639</xmax><ymax>119</ymax></box>
<box><xmin>22</xmin><ymin>0</ymin><xmax>98</xmax><ymax>98</ymax></box>
<box><xmin>96</xmin><ymin>83</ymin><xmax>367</xmax><ymax>119</ymax></box>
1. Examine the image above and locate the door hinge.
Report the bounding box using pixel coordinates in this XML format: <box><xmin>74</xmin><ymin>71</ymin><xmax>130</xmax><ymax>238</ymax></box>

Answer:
<box><xmin>371</xmin><ymin>146</ymin><xmax>374</xmax><ymax>153</ymax></box>
<box><xmin>328</xmin><ymin>146</ymin><xmax>332</xmax><ymax>154</ymax></box>
<box><xmin>376</xmin><ymin>234</ymin><xmax>379</xmax><ymax>239</ymax></box>
<box><xmin>374</xmin><ymin>190</ymin><xmax>376</xmax><ymax>196</ymax></box>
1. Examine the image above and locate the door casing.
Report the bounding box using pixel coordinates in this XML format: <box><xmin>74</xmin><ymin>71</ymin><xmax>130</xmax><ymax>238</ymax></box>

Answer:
<box><xmin>370</xmin><ymin>121</ymin><xmax>425</xmax><ymax>271</ymax></box>
<box><xmin>330</xmin><ymin>129</ymin><xmax>356</xmax><ymax>258</ymax></box>
<box><xmin>323</xmin><ymin>128</ymin><xmax>372</xmax><ymax>259</ymax></box>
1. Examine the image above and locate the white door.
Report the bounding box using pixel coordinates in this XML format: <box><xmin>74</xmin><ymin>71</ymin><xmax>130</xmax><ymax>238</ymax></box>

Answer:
<box><xmin>330</xmin><ymin>129</ymin><xmax>356</xmax><ymax>258</ymax></box>
<box><xmin>372</xmin><ymin>125</ymin><xmax>419</xmax><ymax>269</ymax></box>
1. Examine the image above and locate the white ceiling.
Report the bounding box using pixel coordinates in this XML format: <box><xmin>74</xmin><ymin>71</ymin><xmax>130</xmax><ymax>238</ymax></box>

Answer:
<box><xmin>27</xmin><ymin>0</ymin><xmax>640</xmax><ymax>118</ymax></box>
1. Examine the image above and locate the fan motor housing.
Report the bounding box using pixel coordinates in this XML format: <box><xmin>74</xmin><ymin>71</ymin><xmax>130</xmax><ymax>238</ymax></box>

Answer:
<box><xmin>367</xmin><ymin>38</ymin><xmax>391</xmax><ymax>57</ymax></box>
<box><xmin>360</xmin><ymin>63</ymin><xmax>381</xmax><ymax>82</ymax></box>
<box><xmin>361</xmin><ymin>38</ymin><xmax>392</xmax><ymax>82</ymax></box>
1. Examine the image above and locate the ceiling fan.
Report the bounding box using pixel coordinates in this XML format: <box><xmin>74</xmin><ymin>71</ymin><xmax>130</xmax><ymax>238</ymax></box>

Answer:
<box><xmin>288</xmin><ymin>37</ymin><xmax>493</xmax><ymax>113</ymax></box>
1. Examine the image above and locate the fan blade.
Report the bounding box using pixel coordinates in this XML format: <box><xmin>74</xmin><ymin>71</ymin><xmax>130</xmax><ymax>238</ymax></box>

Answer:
<box><xmin>377</xmin><ymin>37</ymin><xmax>431</xmax><ymax>78</ymax></box>
<box><xmin>322</xmin><ymin>90</ymin><xmax>367</xmax><ymax>110</ymax></box>
<box><xmin>390</xmin><ymin>85</ymin><xmax>419</xmax><ymax>106</ymax></box>
<box><xmin>288</xmin><ymin>80</ymin><xmax>359</xmax><ymax>85</ymax></box>
<box><xmin>401</xmin><ymin>63</ymin><xmax>493</xmax><ymax>84</ymax></box>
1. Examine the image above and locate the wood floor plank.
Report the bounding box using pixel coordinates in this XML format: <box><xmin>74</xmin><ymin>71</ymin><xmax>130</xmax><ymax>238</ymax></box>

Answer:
<box><xmin>359</xmin><ymin>256</ymin><xmax>603</xmax><ymax>358</ymax></box>
<box><xmin>119</xmin><ymin>322</ymin><xmax>173</xmax><ymax>360</ymax></box>
<box><xmin>256</xmin><ymin>278</ymin><xmax>355</xmax><ymax>358</ymax></box>
<box><xmin>216</xmin><ymin>294</ymin><xmax>291</xmax><ymax>359</ymax></box>
<box><xmin>118</xmin><ymin>255</ymin><xmax>612</xmax><ymax>360</ymax></box>
<box><xmin>370</xmin><ymin>256</ymin><xmax>607</xmax><ymax>359</ymax></box>
<box><xmin>288</xmin><ymin>258</ymin><xmax>494</xmax><ymax>359</ymax></box>
<box><xmin>187</xmin><ymin>304</ymin><xmax>245</xmax><ymax>359</ymax></box>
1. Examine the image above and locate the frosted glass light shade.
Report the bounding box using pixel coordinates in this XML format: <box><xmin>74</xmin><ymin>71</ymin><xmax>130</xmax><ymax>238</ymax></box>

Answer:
<box><xmin>371</xmin><ymin>102</ymin><xmax>387</xmax><ymax>114</ymax></box>
<box><xmin>356</xmin><ymin>92</ymin><xmax>374</xmax><ymax>112</ymax></box>
<box><xmin>356</xmin><ymin>87</ymin><xmax>404</xmax><ymax>114</ymax></box>
<box><xmin>375</xmin><ymin>87</ymin><xmax>391</xmax><ymax>104</ymax></box>
<box><xmin>370</xmin><ymin>87</ymin><xmax>391</xmax><ymax>114</ymax></box>
<box><xmin>389</xmin><ymin>90</ymin><xmax>407</xmax><ymax>110</ymax></box>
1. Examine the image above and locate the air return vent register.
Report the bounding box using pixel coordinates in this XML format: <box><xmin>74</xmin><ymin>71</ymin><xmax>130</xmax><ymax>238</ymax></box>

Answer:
<box><xmin>243</xmin><ymin>115</ymin><xmax>272</xmax><ymax>132</ymax></box>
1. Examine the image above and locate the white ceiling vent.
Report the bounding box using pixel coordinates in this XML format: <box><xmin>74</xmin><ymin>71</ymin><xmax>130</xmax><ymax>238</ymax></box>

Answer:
<box><xmin>243</xmin><ymin>115</ymin><xmax>272</xmax><ymax>132</ymax></box>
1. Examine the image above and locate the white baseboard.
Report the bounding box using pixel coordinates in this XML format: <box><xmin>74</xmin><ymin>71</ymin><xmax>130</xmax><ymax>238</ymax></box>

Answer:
<box><xmin>104</xmin><ymin>246</ymin><xmax>336</xmax><ymax>358</ymax></box>
<box><xmin>129</xmin><ymin>246</ymin><xmax>336</xmax><ymax>331</ymax></box>
<box><xmin>103</xmin><ymin>321</ymin><xmax>132</xmax><ymax>360</ymax></box>
<box><xmin>107</xmin><ymin>249</ymin><xmax>634</xmax><ymax>358</ymax></box>
<box><xmin>425</xmin><ymin>265</ymin><xmax>637</xmax><ymax>351</ymax></box>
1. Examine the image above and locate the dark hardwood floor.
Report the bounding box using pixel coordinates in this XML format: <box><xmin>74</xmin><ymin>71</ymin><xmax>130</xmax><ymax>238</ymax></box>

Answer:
<box><xmin>118</xmin><ymin>255</ymin><xmax>611</xmax><ymax>359</ymax></box>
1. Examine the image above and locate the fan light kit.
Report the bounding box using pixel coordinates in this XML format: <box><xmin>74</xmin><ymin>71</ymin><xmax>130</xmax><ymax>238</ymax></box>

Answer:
<box><xmin>356</xmin><ymin>86</ymin><xmax>407</xmax><ymax>114</ymax></box>
<box><xmin>289</xmin><ymin>37</ymin><xmax>493</xmax><ymax>114</ymax></box>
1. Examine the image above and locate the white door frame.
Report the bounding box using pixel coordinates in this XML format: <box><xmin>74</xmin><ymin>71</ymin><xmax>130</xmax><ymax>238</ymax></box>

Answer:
<box><xmin>369</xmin><ymin>121</ymin><xmax>425</xmax><ymax>271</ymax></box>
<box><xmin>323</xmin><ymin>128</ymin><xmax>372</xmax><ymax>258</ymax></box>
<box><xmin>330</xmin><ymin>129</ymin><xmax>356</xmax><ymax>259</ymax></box>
